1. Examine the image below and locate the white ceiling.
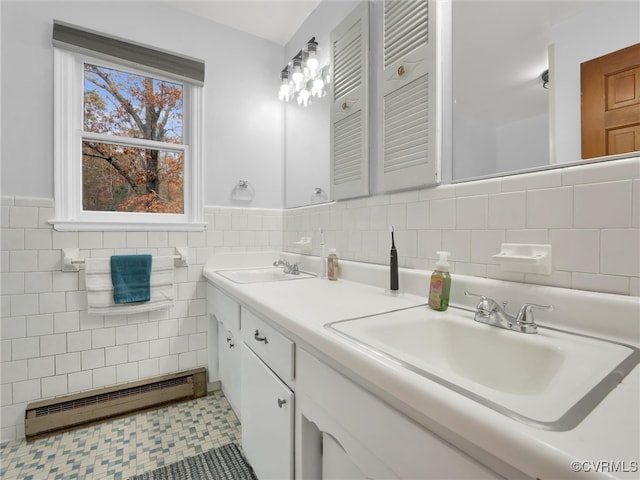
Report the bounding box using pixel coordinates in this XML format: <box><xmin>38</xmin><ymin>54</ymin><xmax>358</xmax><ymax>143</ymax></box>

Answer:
<box><xmin>163</xmin><ymin>0</ymin><xmax>618</xmax><ymax>126</ymax></box>
<box><xmin>165</xmin><ymin>0</ymin><xmax>322</xmax><ymax>45</ymax></box>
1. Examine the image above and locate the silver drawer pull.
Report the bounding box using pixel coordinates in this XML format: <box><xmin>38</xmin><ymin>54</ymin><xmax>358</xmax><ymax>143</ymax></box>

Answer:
<box><xmin>254</xmin><ymin>329</ymin><xmax>268</xmax><ymax>344</ymax></box>
<box><xmin>277</xmin><ymin>398</ymin><xmax>287</xmax><ymax>408</ymax></box>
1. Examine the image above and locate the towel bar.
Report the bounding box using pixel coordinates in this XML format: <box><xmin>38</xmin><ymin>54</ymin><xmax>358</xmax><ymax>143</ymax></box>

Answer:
<box><xmin>61</xmin><ymin>247</ymin><xmax>188</xmax><ymax>271</ymax></box>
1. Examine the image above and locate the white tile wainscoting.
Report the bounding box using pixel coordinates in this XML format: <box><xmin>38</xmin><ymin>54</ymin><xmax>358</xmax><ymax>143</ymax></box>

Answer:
<box><xmin>0</xmin><ymin>201</ymin><xmax>282</xmax><ymax>442</ymax></box>
<box><xmin>284</xmin><ymin>157</ymin><xmax>640</xmax><ymax>296</ymax></box>
<box><xmin>1</xmin><ymin>156</ymin><xmax>639</xmax><ymax>442</ymax></box>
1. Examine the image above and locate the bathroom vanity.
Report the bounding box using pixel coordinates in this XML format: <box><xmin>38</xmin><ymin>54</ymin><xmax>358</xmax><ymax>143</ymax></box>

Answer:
<box><xmin>204</xmin><ymin>252</ymin><xmax>640</xmax><ymax>479</ymax></box>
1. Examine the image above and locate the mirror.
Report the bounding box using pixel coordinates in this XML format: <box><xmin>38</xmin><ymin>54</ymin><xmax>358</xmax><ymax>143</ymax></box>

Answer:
<box><xmin>452</xmin><ymin>0</ymin><xmax>640</xmax><ymax>181</ymax></box>
<box><xmin>284</xmin><ymin>1</ymin><xmax>359</xmax><ymax>208</ymax></box>
<box><xmin>284</xmin><ymin>1</ymin><xmax>640</xmax><ymax>207</ymax></box>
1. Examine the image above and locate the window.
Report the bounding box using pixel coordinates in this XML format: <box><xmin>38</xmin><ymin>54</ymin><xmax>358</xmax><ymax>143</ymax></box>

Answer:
<box><xmin>82</xmin><ymin>63</ymin><xmax>185</xmax><ymax>214</ymax></box>
<box><xmin>51</xmin><ymin>22</ymin><xmax>205</xmax><ymax>231</ymax></box>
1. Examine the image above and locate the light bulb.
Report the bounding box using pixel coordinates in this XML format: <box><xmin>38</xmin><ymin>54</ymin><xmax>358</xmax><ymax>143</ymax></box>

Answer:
<box><xmin>312</xmin><ymin>78</ymin><xmax>325</xmax><ymax>97</ymax></box>
<box><xmin>306</xmin><ymin>52</ymin><xmax>319</xmax><ymax>77</ymax></box>
<box><xmin>279</xmin><ymin>82</ymin><xmax>291</xmax><ymax>102</ymax></box>
<box><xmin>291</xmin><ymin>58</ymin><xmax>304</xmax><ymax>88</ymax></box>
<box><xmin>278</xmin><ymin>69</ymin><xmax>291</xmax><ymax>101</ymax></box>
<box><xmin>306</xmin><ymin>38</ymin><xmax>319</xmax><ymax>77</ymax></box>
<box><xmin>298</xmin><ymin>88</ymin><xmax>311</xmax><ymax>107</ymax></box>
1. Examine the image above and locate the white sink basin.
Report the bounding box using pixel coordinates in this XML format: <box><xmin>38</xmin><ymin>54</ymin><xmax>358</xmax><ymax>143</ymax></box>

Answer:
<box><xmin>216</xmin><ymin>267</ymin><xmax>314</xmax><ymax>284</ymax></box>
<box><xmin>326</xmin><ymin>306</ymin><xmax>639</xmax><ymax>430</ymax></box>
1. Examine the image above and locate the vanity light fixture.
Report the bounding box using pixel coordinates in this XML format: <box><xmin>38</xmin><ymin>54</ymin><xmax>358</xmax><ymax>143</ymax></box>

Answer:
<box><xmin>278</xmin><ymin>37</ymin><xmax>330</xmax><ymax>107</ymax></box>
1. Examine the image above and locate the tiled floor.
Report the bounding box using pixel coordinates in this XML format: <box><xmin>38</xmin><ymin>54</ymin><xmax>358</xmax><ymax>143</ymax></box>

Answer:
<box><xmin>0</xmin><ymin>390</ymin><xmax>241</xmax><ymax>480</ymax></box>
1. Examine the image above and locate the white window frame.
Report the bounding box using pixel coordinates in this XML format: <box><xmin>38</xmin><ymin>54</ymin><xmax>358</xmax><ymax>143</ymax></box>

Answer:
<box><xmin>50</xmin><ymin>48</ymin><xmax>205</xmax><ymax>231</ymax></box>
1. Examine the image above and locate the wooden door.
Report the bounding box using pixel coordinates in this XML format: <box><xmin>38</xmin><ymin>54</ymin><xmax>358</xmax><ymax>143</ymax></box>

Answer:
<box><xmin>581</xmin><ymin>43</ymin><xmax>640</xmax><ymax>159</ymax></box>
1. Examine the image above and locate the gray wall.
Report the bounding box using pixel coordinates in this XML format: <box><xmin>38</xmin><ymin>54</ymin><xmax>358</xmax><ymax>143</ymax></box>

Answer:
<box><xmin>1</xmin><ymin>1</ymin><xmax>286</xmax><ymax>208</ymax></box>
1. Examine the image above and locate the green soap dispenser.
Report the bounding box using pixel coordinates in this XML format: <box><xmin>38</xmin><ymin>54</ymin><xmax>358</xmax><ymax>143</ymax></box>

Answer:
<box><xmin>429</xmin><ymin>251</ymin><xmax>451</xmax><ymax>311</ymax></box>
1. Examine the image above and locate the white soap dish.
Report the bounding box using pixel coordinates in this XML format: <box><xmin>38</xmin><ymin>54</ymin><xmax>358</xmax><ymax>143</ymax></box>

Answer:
<box><xmin>492</xmin><ymin>243</ymin><xmax>552</xmax><ymax>275</ymax></box>
<box><xmin>292</xmin><ymin>237</ymin><xmax>313</xmax><ymax>253</ymax></box>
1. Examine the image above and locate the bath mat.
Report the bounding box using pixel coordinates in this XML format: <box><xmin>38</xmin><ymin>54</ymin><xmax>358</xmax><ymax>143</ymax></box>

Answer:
<box><xmin>129</xmin><ymin>442</ymin><xmax>257</xmax><ymax>480</ymax></box>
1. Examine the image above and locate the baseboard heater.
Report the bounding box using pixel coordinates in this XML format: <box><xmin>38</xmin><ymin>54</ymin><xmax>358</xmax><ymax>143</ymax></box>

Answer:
<box><xmin>25</xmin><ymin>367</ymin><xmax>207</xmax><ymax>441</ymax></box>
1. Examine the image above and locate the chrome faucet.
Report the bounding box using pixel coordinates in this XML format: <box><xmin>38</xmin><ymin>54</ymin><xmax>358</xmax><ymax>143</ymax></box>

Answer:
<box><xmin>464</xmin><ymin>291</ymin><xmax>553</xmax><ymax>334</ymax></box>
<box><xmin>273</xmin><ymin>259</ymin><xmax>300</xmax><ymax>275</ymax></box>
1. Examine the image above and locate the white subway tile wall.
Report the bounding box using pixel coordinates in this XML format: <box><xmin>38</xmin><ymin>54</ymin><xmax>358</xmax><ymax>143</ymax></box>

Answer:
<box><xmin>1</xmin><ymin>158</ymin><xmax>639</xmax><ymax>443</ymax></box>
<box><xmin>284</xmin><ymin>157</ymin><xmax>640</xmax><ymax>295</ymax></box>
<box><xmin>0</xmin><ymin>202</ymin><xmax>283</xmax><ymax>442</ymax></box>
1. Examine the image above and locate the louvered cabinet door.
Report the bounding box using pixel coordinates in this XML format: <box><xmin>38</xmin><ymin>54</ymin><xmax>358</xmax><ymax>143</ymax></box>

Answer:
<box><xmin>377</xmin><ymin>0</ymin><xmax>441</xmax><ymax>192</ymax></box>
<box><xmin>330</xmin><ymin>1</ymin><xmax>370</xmax><ymax>201</ymax></box>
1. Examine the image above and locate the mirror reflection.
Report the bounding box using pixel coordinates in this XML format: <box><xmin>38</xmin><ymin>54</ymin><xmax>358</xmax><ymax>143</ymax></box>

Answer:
<box><xmin>453</xmin><ymin>0</ymin><xmax>639</xmax><ymax>181</ymax></box>
<box><xmin>284</xmin><ymin>1</ymin><xmax>358</xmax><ymax>208</ymax></box>
<box><xmin>284</xmin><ymin>0</ymin><xmax>640</xmax><ymax>207</ymax></box>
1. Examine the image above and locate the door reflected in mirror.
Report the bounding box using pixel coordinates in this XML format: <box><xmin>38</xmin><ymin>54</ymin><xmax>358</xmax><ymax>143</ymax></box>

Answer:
<box><xmin>452</xmin><ymin>0</ymin><xmax>640</xmax><ymax>181</ymax></box>
<box><xmin>581</xmin><ymin>43</ymin><xmax>640</xmax><ymax>159</ymax></box>
<box><xmin>284</xmin><ymin>0</ymin><xmax>640</xmax><ymax>207</ymax></box>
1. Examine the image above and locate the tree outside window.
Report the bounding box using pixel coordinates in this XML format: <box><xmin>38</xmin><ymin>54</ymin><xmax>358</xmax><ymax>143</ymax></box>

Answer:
<box><xmin>82</xmin><ymin>64</ymin><xmax>185</xmax><ymax>214</ymax></box>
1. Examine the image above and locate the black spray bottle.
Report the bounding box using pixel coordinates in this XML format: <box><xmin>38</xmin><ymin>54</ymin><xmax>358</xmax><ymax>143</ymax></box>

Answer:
<box><xmin>390</xmin><ymin>226</ymin><xmax>399</xmax><ymax>292</ymax></box>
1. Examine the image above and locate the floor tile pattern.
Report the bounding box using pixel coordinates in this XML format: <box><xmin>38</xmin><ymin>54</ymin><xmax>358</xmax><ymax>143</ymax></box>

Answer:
<box><xmin>0</xmin><ymin>390</ymin><xmax>241</xmax><ymax>480</ymax></box>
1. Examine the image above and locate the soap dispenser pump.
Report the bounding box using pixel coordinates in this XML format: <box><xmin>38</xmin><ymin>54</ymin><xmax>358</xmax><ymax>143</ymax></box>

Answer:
<box><xmin>429</xmin><ymin>251</ymin><xmax>451</xmax><ymax>311</ymax></box>
<box><xmin>319</xmin><ymin>228</ymin><xmax>327</xmax><ymax>278</ymax></box>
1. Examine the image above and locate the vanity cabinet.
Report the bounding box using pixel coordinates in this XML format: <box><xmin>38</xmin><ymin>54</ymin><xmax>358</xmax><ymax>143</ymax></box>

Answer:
<box><xmin>296</xmin><ymin>348</ymin><xmax>503</xmax><ymax>479</ymax></box>
<box><xmin>217</xmin><ymin>322</ymin><xmax>241</xmax><ymax>419</ymax></box>
<box><xmin>240</xmin><ymin>307</ymin><xmax>295</xmax><ymax>480</ymax></box>
<box><xmin>322</xmin><ymin>432</ymin><xmax>367</xmax><ymax>480</ymax></box>
<box><xmin>208</xmin><ymin>284</ymin><xmax>242</xmax><ymax>419</ymax></box>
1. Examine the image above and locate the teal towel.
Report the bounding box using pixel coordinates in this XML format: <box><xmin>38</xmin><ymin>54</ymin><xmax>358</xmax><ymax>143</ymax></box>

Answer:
<box><xmin>110</xmin><ymin>255</ymin><xmax>152</xmax><ymax>304</ymax></box>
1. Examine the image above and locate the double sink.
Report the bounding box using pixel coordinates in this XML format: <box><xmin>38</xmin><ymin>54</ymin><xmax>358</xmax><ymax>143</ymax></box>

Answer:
<box><xmin>215</xmin><ymin>265</ymin><xmax>639</xmax><ymax>431</ymax></box>
<box><xmin>326</xmin><ymin>306</ymin><xmax>639</xmax><ymax>431</ymax></box>
<box><xmin>216</xmin><ymin>266</ymin><xmax>314</xmax><ymax>283</ymax></box>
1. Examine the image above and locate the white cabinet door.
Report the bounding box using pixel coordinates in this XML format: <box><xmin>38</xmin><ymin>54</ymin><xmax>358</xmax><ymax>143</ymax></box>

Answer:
<box><xmin>241</xmin><ymin>343</ymin><xmax>294</xmax><ymax>480</ymax></box>
<box><xmin>217</xmin><ymin>321</ymin><xmax>241</xmax><ymax>420</ymax></box>
<box><xmin>330</xmin><ymin>1</ymin><xmax>370</xmax><ymax>201</ymax></box>
<box><xmin>376</xmin><ymin>0</ymin><xmax>442</xmax><ymax>192</ymax></box>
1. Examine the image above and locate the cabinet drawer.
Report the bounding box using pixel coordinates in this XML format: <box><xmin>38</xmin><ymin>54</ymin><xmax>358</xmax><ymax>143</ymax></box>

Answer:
<box><xmin>207</xmin><ymin>284</ymin><xmax>240</xmax><ymax>331</ymax></box>
<box><xmin>242</xmin><ymin>307</ymin><xmax>294</xmax><ymax>384</ymax></box>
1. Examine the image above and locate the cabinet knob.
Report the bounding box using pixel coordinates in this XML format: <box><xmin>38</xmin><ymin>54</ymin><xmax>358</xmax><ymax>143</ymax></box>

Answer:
<box><xmin>341</xmin><ymin>101</ymin><xmax>348</xmax><ymax>110</ymax></box>
<box><xmin>277</xmin><ymin>398</ymin><xmax>287</xmax><ymax>408</ymax></box>
<box><xmin>397</xmin><ymin>65</ymin><xmax>406</xmax><ymax>76</ymax></box>
<box><xmin>254</xmin><ymin>329</ymin><xmax>268</xmax><ymax>344</ymax></box>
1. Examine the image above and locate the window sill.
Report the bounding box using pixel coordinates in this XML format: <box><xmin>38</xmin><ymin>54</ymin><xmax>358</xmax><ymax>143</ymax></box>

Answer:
<box><xmin>49</xmin><ymin>219</ymin><xmax>207</xmax><ymax>232</ymax></box>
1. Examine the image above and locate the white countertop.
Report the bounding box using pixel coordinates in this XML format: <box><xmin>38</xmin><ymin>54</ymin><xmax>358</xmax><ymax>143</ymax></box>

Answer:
<box><xmin>204</xmin><ymin>252</ymin><xmax>640</xmax><ymax>479</ymax></box>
